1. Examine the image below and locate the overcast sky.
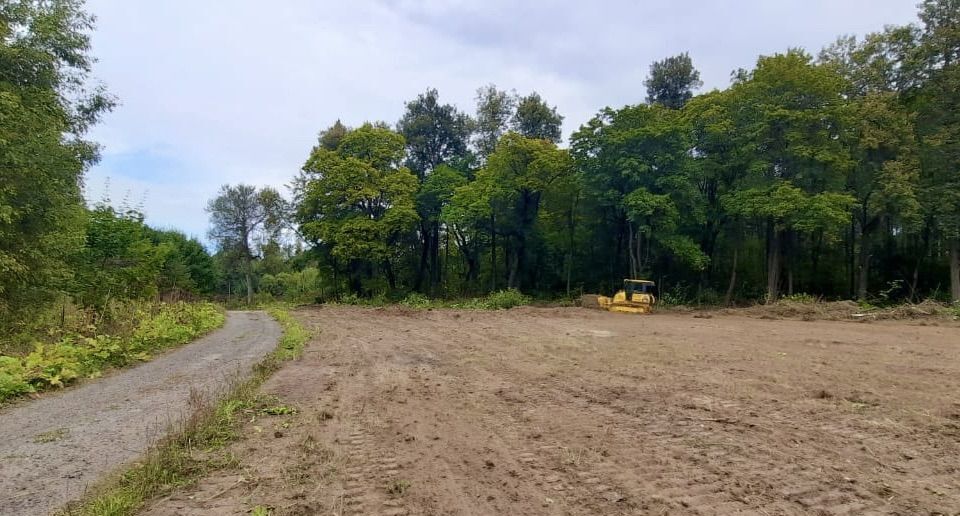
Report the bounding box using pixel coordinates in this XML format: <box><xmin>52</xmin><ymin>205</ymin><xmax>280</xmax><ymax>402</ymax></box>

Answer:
<box><xmin>82</xmin><ymin>0</ymin><xmax>921</xmax><ymax>244</ymax></box>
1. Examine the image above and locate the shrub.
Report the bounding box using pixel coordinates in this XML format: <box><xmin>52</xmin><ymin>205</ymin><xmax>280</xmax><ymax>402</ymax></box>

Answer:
<box><xmin>782</xmin><ymin>293</ymin><xmax>818</xmax><ymax>304</ymax></box>
<box><xmin>456</xmin><ymin>289</ymin><xmax>531</xmax><ymax>310</ymax></box>
<box><xmin>399</xmin><ymin>293</ymin><xmax>433</xmax><ymax>309</ymax></box>
<box><xmin>0</xmin><ymin>302</ymin><xmax>225</xmax><ymax>402</ymax></box>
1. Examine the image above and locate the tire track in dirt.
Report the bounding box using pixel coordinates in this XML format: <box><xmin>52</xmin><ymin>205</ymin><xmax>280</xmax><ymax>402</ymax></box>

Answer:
<box><xmin>143</xmin><ymin>306</ymin><xmax>960</xmax><ymax>515</ymax></box>
<box><xmin>0</xmin><ymin>311</ymin><xmax>281</xmax><ymax>516</ymax></box>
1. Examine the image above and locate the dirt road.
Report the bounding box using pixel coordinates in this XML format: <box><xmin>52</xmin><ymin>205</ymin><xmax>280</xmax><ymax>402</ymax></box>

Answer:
<box><xmin>0</xmin><ymin>311</ymin><xmax>280</xmax><ymax>516</ymax></box>
<box><xmin>145</xmin><ymin>306</ymin><xmax>959</xmax><ymax>515</ymax></box>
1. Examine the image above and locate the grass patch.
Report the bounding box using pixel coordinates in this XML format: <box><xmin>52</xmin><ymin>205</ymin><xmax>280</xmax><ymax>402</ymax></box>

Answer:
<box><xmin>0</xmin><ymin>302</ymin><xmax>225</xmax><ymax>403</ymax></box>
<box><xmin>386</xmin><ymin>479</ymin><xmax>411</xmax><ymax>497</ymax></box>
<box><xmin>393</xmin><ymin>289</ymin><xmax>532</xmax><ymax>311</ymax></box>
<box><xmin>33</xmin><ymin>427</ymin><xmax>70</xmax><ymax>443</ymax></box>
<box><xmin>58</xmin><ymin>306</ymin><xmax>310</xmax><ymax>516</ymax></box>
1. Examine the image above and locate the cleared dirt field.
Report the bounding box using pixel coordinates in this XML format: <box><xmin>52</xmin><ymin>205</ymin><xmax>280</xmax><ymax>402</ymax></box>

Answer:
<box><xmin>145</xmin><ymin>306</ymin><xmax>960</xmax><ymax>515</ymax></box>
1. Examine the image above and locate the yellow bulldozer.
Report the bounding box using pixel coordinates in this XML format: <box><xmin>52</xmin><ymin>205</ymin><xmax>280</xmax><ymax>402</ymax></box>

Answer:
<box><xmin>581</xmin><ymin>279</ymin><xmax>657</xmax><ymax>314</ymax></box>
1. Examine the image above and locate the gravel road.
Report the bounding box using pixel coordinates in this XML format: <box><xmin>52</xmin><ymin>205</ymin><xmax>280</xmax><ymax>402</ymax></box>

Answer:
<box><xmin>0</xmin><ymin>310</ymin><xmax>281</xmax><ymax>516</ymax></box>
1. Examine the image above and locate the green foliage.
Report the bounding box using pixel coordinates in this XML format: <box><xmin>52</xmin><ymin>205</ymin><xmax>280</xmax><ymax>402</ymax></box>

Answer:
<box><xmin>454</xmin><ymin>289</ymin><xmax>531</xmax><ymax>310</ymax></box>
<box><xmin>512</xmin><ymin>92</ymin><xmax>563</xmax><ymax>142</ymax></box>
<box><xmin>397</xmin><ymin>88</ymin><xmax>472</xmax><ymax>178</ymax></box>
<box><xmin>75</xmin><ymin>206</ymin><xmax>168</xmax><ymax>308</ymax></box>
<box><xmin>0</xmin><ymin>302</ymin><xmax>224</xmax><ymax>402</ymax></box>
<box><xmin>297</xmin><ymin>124</ymin><xmax>419</xmax><ymax>271</ymax></box>
<box><xmin>265</xmin><ymin>307</ymin><xmax>309</xmax><ymax>360</ymax></box>
<box><xmin>645</xmin><ymin>52</ymin><xmax>703</xmax><ymax>109</ymax></box>
<box><xmin>0</xmin><ymin>0</ymin><xmax>113</xmax><ymax>324</ymax></box>
<box><xmin>237</xmin><ymin>1</ymin><xmax>960</xmax><ymax>306</ymax></box>
<box><xmin>399</xmin><ymin>292</ymin><xmax>433</xmax><ymax>308</ymax></box>
<box><xmin>783</xmin><ymin>293</ymin><xmax>819</xmax><ymax>304</ymax></box>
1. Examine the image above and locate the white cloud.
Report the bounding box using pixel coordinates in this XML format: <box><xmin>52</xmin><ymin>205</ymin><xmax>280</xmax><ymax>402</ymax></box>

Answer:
<box><xmin>83</xmin><ymin>0</ymin><xmax>920</xmax><ymax>240</ymax></box>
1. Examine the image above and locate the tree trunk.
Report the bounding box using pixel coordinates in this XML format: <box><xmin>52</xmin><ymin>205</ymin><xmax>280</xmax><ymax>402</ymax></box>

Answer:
<box><xmin>384</xmin><ymin>260</ymin><xmax>397</xmax><ymax>290</ymax></box>
<box><xmin>857</xmin><ymin>235</ymin><xmax>871</xmax><ymax>301</ymax></box>
<box><xmin>245</xmin><ymin>270</ymin><xmax>253</xmax><ymax>305</ymax></box>
<box><xmin>724</xmin><ymin>248</ymin><xmax>738</xmax><ymax>306</ymax></box>
<box><xmin>430</xmin><ymin>223</ymin><xmax>441</xmax><ymax>294</ymax></box>
<box><xmin>490</xmin><ymin>215</ymin><xmax>497</xmax><ymax>292</ymax></box>
<box><xmin>565</xmin><ymin>194</ymin><xmax>578</xmax><ymax>297</ymax></box>
<box><xmin>414</xmin><ymin>221</ymin><xmax>430</xmax><ymax>292</ymax></box>
<box><xmin>908</xmin><ymin>257</ymin><xmax>920</xmax><ymax>302</ymax></box>
<box><xmin>444</xmin><ymin>225</ymin><xmax>450</xmax><ymax>292</ymax></box>
<box><xmin>507</xmin><ymin>250</ymin><xmax>520</xmax><ymax>290</ymax></box>
<box><xmin>785</xmin><ymin>230</ymin><xmax>794</xmax><ymax>297</ymax></box>
<box><xmin>766</xmin><ymin>224</ymin><xmax>781</xmax><ymax>304</ymax></box>
<box><xmin>950</xmin><ymin>238</ymin><xmax>960</xmax><ymax>303</ymax></box>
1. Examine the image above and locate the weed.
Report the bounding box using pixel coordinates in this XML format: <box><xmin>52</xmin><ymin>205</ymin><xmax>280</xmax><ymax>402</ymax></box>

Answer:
<box><xmin>386</xmin><ymin>479</ymin><xmax>411</xmax><ymax>497</ymax></box>
<box><xmin>399</xmin><ymin>292</ymin><xmax>432</xmax><ymax>308</ymax></box>
<box><xmin>33</xmin><ymin>428</ymin><xmax>69</xmax><ymax>443</ymax></box>
<box><xmin>782</xmin><ymin>293</ymin><xmax>818</xmax><ymax>304</ymax></box>
<box><xmin>261</xmin><ymin>405</ymin><xmax>297</xmax><ymax>416</ymax></box>
<box><xmin>250</xmin><ymin>506</ymin><xmax>271</xmax><ymax>516</ymax></box>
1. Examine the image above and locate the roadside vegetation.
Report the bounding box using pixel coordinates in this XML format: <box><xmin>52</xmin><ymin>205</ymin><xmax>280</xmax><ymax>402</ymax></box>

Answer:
<box><xmin>0</xmin><ymin>302</ymin><xmax>224</xmax><ymax>402</ymax></box>
<box><xmin>60</xmin><ymin>306</ymin><xmax>309</xmax><ymax>516</ymax></box>
<box><xmin>334</xmin><ymin>289</ymin><xmax>533</xmax><ymax>310</ymax></box>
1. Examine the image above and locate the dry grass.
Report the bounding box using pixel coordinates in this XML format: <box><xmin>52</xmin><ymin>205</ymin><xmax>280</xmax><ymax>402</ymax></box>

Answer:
<box><xmin>714</xmin><ymin>299</ymin><xmax>959</xmax><ymax>322</ymax></box>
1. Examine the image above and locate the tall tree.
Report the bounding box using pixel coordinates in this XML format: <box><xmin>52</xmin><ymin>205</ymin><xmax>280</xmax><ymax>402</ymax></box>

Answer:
<box><xmin>0</xmin><ymin>0</ymin><xmax>113</xmax><ymax>323</ymax></box>
<box><xmin>397</xmin><ymin>88</ymin><xmax>472</xmax><ymax>180</ymax></box>
<box><xmin>471</xmin><ymin>133</ymin><xmax>576</xmax><ymax>290</ymax></box>
<box><xmin>397</xmin><ymin>88</ymin><xmax>472</xmax><ymax>292</ymax></box>
<box><xmin>318</xmin><ymin>119</ymin><xmax>349</xmax><ymax>151</ymax></box>
<box><xmin>644</xmin><ymin>52</ymin><xmax>703</xmax><ymax>109</ymax></box>
<box><xmin>724</xmin><ymin>50</ymin><xmax>855</xmax><ymax>302</ymax></box>
<box><xmin>296</xmin><ymin>124</ymin><xmax>419</xmax><ymax>294</ymax></box>
<box><xmin>473</xmin><ymin>84</ymin><xmax>517</xmax><ymax>161</ymax></box>
<box><xmin>915</xmin><ymin>0</ymin><xmax>960</xmax><ymax>302</ymax></box>
<box><xmin>512</xmin><ymin>92</ymin><xmax>563</xmax><ymax>142</ymax></box>
<box><xmin>207</xmin><ymin>185</ymin><xmax>286</xmax><ymax>304</ymax></box>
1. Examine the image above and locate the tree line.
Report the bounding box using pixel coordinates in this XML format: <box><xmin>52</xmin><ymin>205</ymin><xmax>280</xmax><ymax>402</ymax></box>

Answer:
<box><xmin>0</xmin><ymin>1</ymin><xmax>223</xmax><ymax>332</ymax></box>
<box><xmin>5</xmin><ymin>0</ymin><xmax>959</xmax><ymax>324</ymax></box>
<box><xmin>207</xmin><ymin>0</ymin><xmax>960</xmax><ymax>305</ymax></box>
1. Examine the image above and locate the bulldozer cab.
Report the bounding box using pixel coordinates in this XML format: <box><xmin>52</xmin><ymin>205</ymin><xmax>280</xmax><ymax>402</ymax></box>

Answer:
<box><xmin>623</xmin><ymin>279</ymin><xmax>655</xmax><ymax>297</ymax></box>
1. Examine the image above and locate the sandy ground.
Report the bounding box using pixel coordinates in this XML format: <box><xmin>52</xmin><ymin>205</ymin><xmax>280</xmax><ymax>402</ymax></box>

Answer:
<box><xmin>0</xmin><ymin>311</ymin><xmax>281</xmax><ymax>516</ymax></box>
<box><xmin>144</xmin><ymin>306</ymin><xmax>959</xmax><ymax>516</ymax></box>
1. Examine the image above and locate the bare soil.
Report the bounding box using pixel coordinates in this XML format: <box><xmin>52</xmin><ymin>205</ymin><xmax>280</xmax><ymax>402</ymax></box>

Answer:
<box><xmin>0</xmin><ymin>311</ymin><xmax>280</xmax><ymax>516</ymax></box>
<box><xmin>144</xmin><ymin>306</ymin><xmax>959</xmax><ymax>515</ymax></box>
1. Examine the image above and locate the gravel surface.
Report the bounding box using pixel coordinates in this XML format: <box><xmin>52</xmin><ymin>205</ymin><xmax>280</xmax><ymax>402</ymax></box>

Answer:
<box><xmin>0</xmin><ymin>310</ymin><xmax>280</xmax><ymax>516</ymax></box>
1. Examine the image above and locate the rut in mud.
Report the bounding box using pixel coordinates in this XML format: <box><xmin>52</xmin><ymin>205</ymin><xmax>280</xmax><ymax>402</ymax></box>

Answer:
<box><xmin>145</xmin><ymin>306</ymin><xmax>959</xmax><ymax>515</ymax></box>
<box><xmin>0</xmin><ymin>311</ymin><xmax>281</xmax><ymax>516</ymax></box>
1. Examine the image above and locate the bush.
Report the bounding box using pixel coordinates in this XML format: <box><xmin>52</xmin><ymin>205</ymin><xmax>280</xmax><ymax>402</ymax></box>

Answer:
<box><xmin>455</xmin><ymin>289</ymin><xmax>531</xmax><ymax>310</ymax></box>
<box><xmin>0</xmin><ymin>302</ymin><xmax>225</xmax><ymax>403</ymax></box>
<box><xmin>782</xmin><ymin>293</ymin><xmax>818</xmax><ymax>304</ymax></box>
<box><xmin>399</xmin><ymin>293</ymin><xmax>433</xmax><ymax>309</ymax></box>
